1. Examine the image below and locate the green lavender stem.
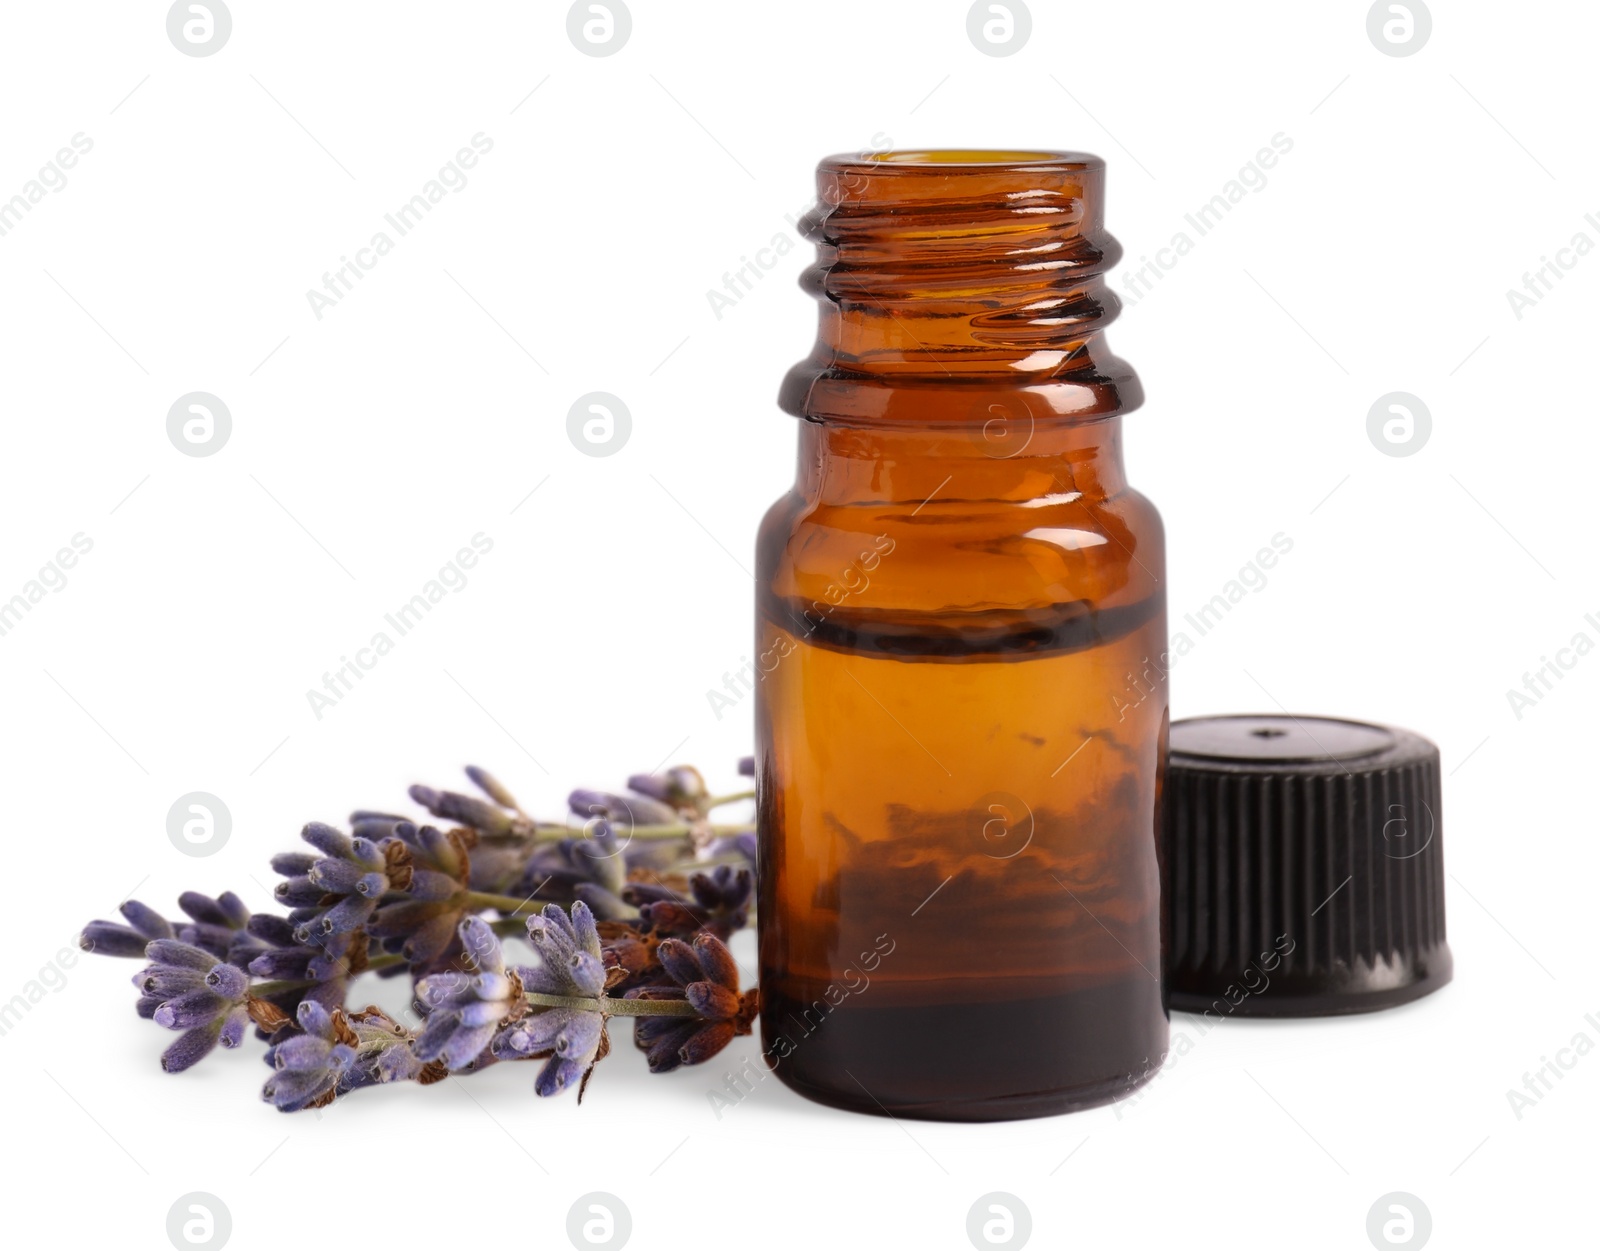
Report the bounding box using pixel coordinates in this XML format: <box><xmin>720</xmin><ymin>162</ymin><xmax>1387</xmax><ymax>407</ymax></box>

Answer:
<box><xmin>464</xmin><ymin>891</ymin><xmax>565</xmax><ymax>916</ymax></box>
<box><xmin>253</xmin><ymin>959</ymin><xmax>703</xmax><ymax>1018</ymax></box>
<box><xmin>518</xmin><ymin>821</ymin><xmax>752</xmax><ymax>844</ymax></box>
<box><xmin>524</xmin><ymin>991</ymin><xmax>702</xmax><ymax>1017</ymax></box>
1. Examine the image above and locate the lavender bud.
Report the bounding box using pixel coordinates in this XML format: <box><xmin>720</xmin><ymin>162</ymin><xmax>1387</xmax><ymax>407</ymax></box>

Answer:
<box><xmin>275</xmin><ymin>876</ymin><xmax>325</xmax><ymax>907</ymax></box>
<box><xmin>465</xmin><ymin>765</ymin><xmax>520</xmax><ymax>811</ymax></box>
<box><xmin>555</xmin><ymin>1011</ymin><xmax>604</xmax><ymax>1059</ymax></box>
<box><xmin>351</xmin><ymin>817</ymin><xmax>404</xmax><ymax>840</ymax></box>
<box><xmin>134</xmin><ymin>966</ymin><xmax>206</xmax><ymax>997</ymax></box>
<box><xmin>154</xmin><ymin>990</ymin><xmax>229</xmax><ymax>1030</ymax></box>
<box><xmin>80</xmin><ymin>921</ymin><xmax>155</xmax><ymax>958</ymax></box>
<box><xmin>691</xmin><ymin>933</ymin><xmax>741</xmax><ymax>990</ymax></box>
<box><xmin>352</xmin><ymin>871</ymin><xmax>389</xmax><ymax>898</ymax></box>
<box><xmin>307</xmin><ymin>859</ymin><xmax>365</xmax><ymax>893</ymax></box>
<box><xmin>161</xmin><ymin>1025</ymin><xmax>221</xmax><ymax>1073</ymax></box>
<box><xmin>219</xmin><ymin>1005</ymin><xmax>250</xmax><ymax>1049</ymax></box>
<box><xmin>177</xmin><ymin>891</ymin><xmax>247</xmax><ymax>929</ymax></box>
<box><xmin>534</xmin><ymin>1056</ymin><xmax>586</xmax><ymax>1096</ymax></box>
<box><xmin>120</xmin><ymin>900</ymin><xmax>175</xmax><ymax>939</ymax></box>
<box><xmin>300</xmin><ymin>821</ymin><xmax>352</xmax><ymax>858</ymax></box>
<box><xmin>643</xmin><ymin>1021</ymin><xmax>699</xmax><ymax>1073</ymax></box>
<box><xmin>297</xmin><ymin>1000</ymin><xmax>332</xmax><ymax>1033</ymax></box>
<box><xmin>144</xmin><ymin>940</ymin><xmax>218</xmax><ymax>971</ymax></box>
<box><xmin>316</xmin><ymin>894</ymin><xmax>376</xmax><ymax>936</ymax></box>
<box><xmin>246</xmin><ymin>914</ymin><xmax>297</xmax><ymax>946</ymax></box>
<box><xmin>678</xmin><ymin>1020</ymin><xmax>737</xmax><ymax>1066</ymax></box>
<box><xmin>656</xmin><ymin>939</ymin><xmax>703</xmax><ymax>987</ymax></box>
<box><xmin>685</xmin><ymin>982</ymin><xmax>740</xmax><ymax>1019</ymax></box>
<box><xmin>409</xmin><ymin>784</ymin><xmax>513</xmax><ymax>835</ymax></box>
<box><xmin>273</xmin><ymin>1034</ymin><xmax>336</xmax><ymax>1072</ymax></box>
<box><xmin>204</xmin><ymin>963</ymin><xmax>249</xmax><ymax>998</ymax></box>
<box><xmin>269</xmin><ymin>852</ymin><xmax>318</xmax><ymax>876</ymax></box>
<box><xmin>247</xmin><ymin>949</ymin><xmax>311</xmax><ymax>979</ymax></box>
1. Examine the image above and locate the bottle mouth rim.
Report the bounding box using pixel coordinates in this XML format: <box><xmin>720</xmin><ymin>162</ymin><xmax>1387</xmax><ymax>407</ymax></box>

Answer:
<box><xmin>822</xmin><ymin>149</ymin><xmax>1103</xmax><ymax>172</ymax></box>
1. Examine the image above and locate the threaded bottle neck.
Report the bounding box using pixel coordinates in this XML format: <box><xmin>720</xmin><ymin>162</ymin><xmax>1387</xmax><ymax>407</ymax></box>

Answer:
<box><xmin>780</xmin><ymin>151</ymin><xmax>1141</xmax><ymax>426</ymax></box>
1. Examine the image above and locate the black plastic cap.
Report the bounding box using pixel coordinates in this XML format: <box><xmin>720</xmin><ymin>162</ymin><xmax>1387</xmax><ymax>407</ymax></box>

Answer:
<box><xmin>1163</xmin><ymin>714</ymin><xmax>1451</xmax><ymax>1017</ymax></box>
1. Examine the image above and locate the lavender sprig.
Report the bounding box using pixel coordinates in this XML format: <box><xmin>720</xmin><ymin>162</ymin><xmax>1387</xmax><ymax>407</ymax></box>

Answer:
<box><xmin>80</xmin><ymin>758</ymin><xmax>758</xmax><ymax>1111</ymax></box>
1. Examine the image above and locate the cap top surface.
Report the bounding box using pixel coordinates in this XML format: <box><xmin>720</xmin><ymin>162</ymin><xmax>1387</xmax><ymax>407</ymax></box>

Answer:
<box><xmin>1169</xmin><ymin>714</ymin><xmax>1396</xmax><ymax>764</ymax></box>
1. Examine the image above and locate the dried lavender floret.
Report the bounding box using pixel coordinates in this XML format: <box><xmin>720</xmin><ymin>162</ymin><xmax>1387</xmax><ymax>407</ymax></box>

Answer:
<box><xmin>133</xmin><ymin>939</ymin><xmax>252</xmax><ymax>1072</ymax></box>
<box><xmin>262</xmin><ymin>1001</ymin><xmax>356</xmax><ymax>1112</ymax></box>
<box><xmin>626</xmin><ymin>932</ymin><xmax>755</xmax><ymax>1073</ymax></box>
<box><xmin>625</xmin><ymin>864</ymin><xmax>753</xmax><ymax>939</ymax></box>
<box><xmin>488</xmin><ymin>901</ymin><xmax>610</xmax><ymax>1097</ymax></box>
<box><xmin>366</xmin><ymin>822</ymin><xmax>473</xmax><ymax>970</ymax></box>
<box><xmin>412</xmin><ymin>918</ymin><xmax>521</xmax><ymax>1070</ymax></box>
<box><xmin>274</xmin><ymin>821</ymin><xmax>392</xmax><ymax>941</ymax></box>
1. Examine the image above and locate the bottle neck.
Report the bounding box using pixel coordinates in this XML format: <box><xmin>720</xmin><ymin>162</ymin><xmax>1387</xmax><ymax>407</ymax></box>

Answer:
<box><xmin>795</xmin><ymin>417</ymin><xmax>1129</xmax><ymax>510</ymax></box>
<box><xmin>780</xmin><ymin>151</ymin><xmax>1142</xmax><ymax>428</ymax></box>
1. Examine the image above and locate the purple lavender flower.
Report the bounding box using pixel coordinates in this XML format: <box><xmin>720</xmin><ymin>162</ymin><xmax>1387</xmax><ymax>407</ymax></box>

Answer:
<box><xmin>262</xmin><ymin>1001</ymin><xmax>356</xmax><ymax>1112</ymax></box>
<box><xmin>80</xmin><ymin>900</ymin><xmax>175</xmax><ymax>958</ymax></box>
<box><xmin>627</xmin><ymin>933</ymin><xmax>755</xmax><ymax>1073</ymax></box>
<box><xmin>345</xmin><ymin>1005</ymin><xmax>448</xmax><ymax>1086</ymax></box>
<box><xmin>737</xmin><ymin>755</ymin><xmax>755</xmax><ymax>777</ymax></box>
<box><xmin>174</xmin><ymin>890</ymin><xmax>253</xmax><ymax>961</ymax></box>
<box><xmin>412</xmin><ymin>917</ymin><xmax>520</xmax><ymax>1070</ymax></box>
<box><xmin>80</xmin><ymin>753</ymin><xmax>762</xmax><ymax>1110</ymax></box>
<box><xmin>366</xmin><ymin>821</ymin><xmax>473</xmax><ymax>970</ymax></box>
<box><xmin>625</xmin><ymin>865</ymin><xmax>753</xmax><ymax>940</ymax></box>
<box><xmin>274</xmin><ymin>821</ymin><xmax>394</xmax><ymax>942</ymax></box>
<box><xmin>520</xmin><ymin>900</ymin><xmax>608</xmax><ymax>998</ymax></box>
<box><xmin>134</xmin><ymin>939</ymin><xmax>253</xmax><ymax>1072</ymax></box>
<box><xmin>515</xmin><ymin>821</ymin><xmax>639</xmax><ymax>920</ymax></box>
<box><xmin>492</xmin><ymin>901</ymin><xmax>608</xmax><ymax>1097</ymax></box>
<box><xmin>238</xmin><ymin>913</ymin><xmax>359</xmax><ymax>1020</ymax></box>
<box><xmin>263</xmin><ymin>1004</ymin><xmax>443</xmax><ymax>1112</ymax></box>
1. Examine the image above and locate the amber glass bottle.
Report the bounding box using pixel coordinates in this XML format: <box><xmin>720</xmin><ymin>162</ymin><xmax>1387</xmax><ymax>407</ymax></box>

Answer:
<box><xmin>754</xmin><ymin>151</ymin><xmax>1167</xmax><ymax>1121</ymax></box>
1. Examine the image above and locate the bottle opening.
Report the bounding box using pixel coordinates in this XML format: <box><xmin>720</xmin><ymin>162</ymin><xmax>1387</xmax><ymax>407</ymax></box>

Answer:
<box><xmin>848</xmin><ymin>149</ymin><xmax>1101</xmax><ymax>168</ymax></box>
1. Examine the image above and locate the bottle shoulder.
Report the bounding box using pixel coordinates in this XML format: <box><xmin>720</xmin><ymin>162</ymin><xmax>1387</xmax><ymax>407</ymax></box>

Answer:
<box><xmin>758</xmin><ymin>481</ymin><xmax>1165</xmax><ymax>616</ymax></box>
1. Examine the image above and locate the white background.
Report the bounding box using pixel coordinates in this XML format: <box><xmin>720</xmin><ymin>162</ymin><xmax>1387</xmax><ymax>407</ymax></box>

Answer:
<box><xmin>1</xmin><ymin>2</ymin><xmax>1593</xmax><ymax>1248</ymax></box>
